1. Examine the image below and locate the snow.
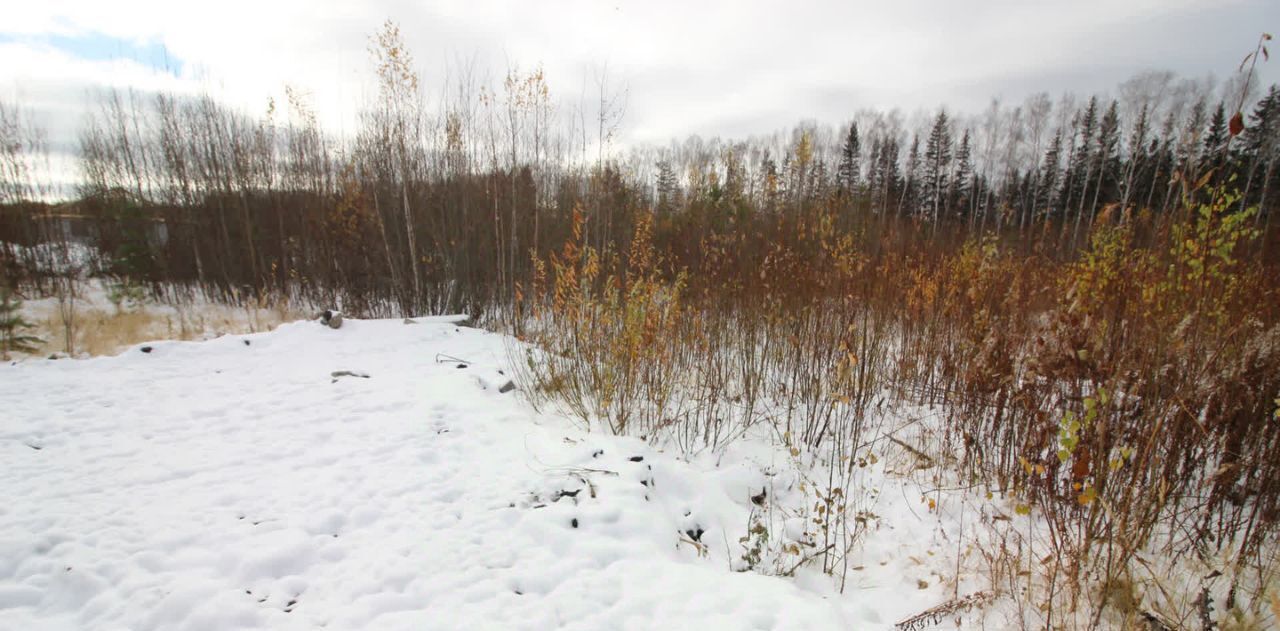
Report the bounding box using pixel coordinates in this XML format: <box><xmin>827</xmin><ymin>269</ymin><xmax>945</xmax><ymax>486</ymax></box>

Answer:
<box><xmin>1</xmin><ymin>316</ymin><xmax>982</xmax><ymax>630</ymax></box>
<box><xmin>2</xmin><ymin>241</ymin><xmax>100</xmax><ymax>276</ymax></box>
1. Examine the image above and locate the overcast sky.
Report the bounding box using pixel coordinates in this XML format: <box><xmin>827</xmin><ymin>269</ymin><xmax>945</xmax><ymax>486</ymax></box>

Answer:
<box><xmin>2</xmin><ymin>0</ymin><xmax>1277</xmax><ymax>156</ymax></box>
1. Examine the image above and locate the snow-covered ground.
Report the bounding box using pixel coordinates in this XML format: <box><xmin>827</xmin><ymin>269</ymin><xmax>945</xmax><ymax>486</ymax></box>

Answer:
<box><xmin>2</xmin><ymin>317</ymin><xmax>987</xmax><ymax>630</ymax></box>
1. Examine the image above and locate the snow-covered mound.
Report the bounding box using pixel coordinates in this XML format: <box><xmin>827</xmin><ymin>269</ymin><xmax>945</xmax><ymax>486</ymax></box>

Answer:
<box><xmin>1</xmin><ymin>317</ymin><xmax>884</xmax><ymax>630</ymax></box>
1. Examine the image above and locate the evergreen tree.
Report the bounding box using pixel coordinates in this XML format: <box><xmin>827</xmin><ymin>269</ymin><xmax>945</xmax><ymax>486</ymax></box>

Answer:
<box><xmin>951</xmin><ymin>129</ymin><xmax>973</xmax><ymax>219</ymax></box>
<box><xmin>0</xmin><ymin>285</ymin><xmax>39</xmax><ymax>358</ymax></box>
<box><xmin>1037</xmin><ymin>131</ymin><xmax>1063</xmax><ymax>222</ymax></box>
<box><xmin>920</xmin><ymin>111</ymin><xmax>952</xmax><ymax>222</ymax></box>
<box><xmin>883</xmin><ymin>139</ymin><xmax>902</xmax><ymax>207</ymax></box>
<box><xmin>1241</xmin><ymin>86</ymin><xmax>1280</xmax><ymax>155</ymax></box>
<box><xmin>1238</xmin><ymin>85</ymin><xmax>1280</xmax><ymax>216</ymax></box>
<box><xmin>1148</xmin><ymin>110</ymin><xmax>1181</xmax><ymax>213</ymax></box>
<box><xmin>900</xmin><ymin>135</ymin><xmax>921</xmax><ymax>218</ymax></box>
<box><xmin>1201</xmin><ymin>102</ymin><xmax>1229</xmax><ymax>174</ymax></box>
<box><xmin>1066</xmin><ymin>97</ymin><xmax>1099</xmax><ymax>244</ymax></box>
<box><xmin>1066</xmin><ymin>97</ymin><xmax>1098</xmax><ymax>220</ymax></box>
<box><xmin>837</xmin><ymin>122</ymin><xmax>861</xmax><ymax>195</ymax></box>
<box><xmin>871</xmin><ymin>137</ymin><xmax>901</xmax><ymax>214</ymax></box>
<box><xmin>1089</xmin><ymin>100</ymin><xmax>1122</xmax><ymax>214</ymax></box>
<box><xmin>1121</xmin><ymin>103</ymin><xmax>1151</xmax><ymax>208</ymax></box>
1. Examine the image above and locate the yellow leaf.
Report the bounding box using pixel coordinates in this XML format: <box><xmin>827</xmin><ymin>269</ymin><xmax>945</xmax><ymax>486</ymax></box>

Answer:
<box><xmin>1078</xmin><ymin>486</ymin><xmax>1097</xmax><ymax>506</ymax></box>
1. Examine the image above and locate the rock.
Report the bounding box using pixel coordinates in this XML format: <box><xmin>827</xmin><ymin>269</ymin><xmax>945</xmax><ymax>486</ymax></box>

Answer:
<box><xmin>498</xmin><ymin>380</ymin><xmax>516</xmax><ymax>394</ymax></box>
<box><xmin>402</xmin><ymin>318</ymin><xmax>417</xmax><ymax>324</ymax></box>
<box><xmin>243</xmin><ymin>339</ymin><xmax>251</xmax><ymax>346</ymax></box>
<box><xmin>319</xmin><ymin>309</ymin><xmax>343</xmax><ymax>329</ymax></box>
<box><xmin>440</xmin><ymin>314</ymin><xmax>474</xmax><ymax>328</ymax></box>
<box><xmin>140</xmin><ymin>346</ymin><xmax>153</xmax><ymax>354</ymax></box>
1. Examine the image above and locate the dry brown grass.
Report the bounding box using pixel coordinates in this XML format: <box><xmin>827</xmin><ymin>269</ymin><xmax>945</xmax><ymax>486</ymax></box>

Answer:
<box><xmin>33</xmin><ymin>302</ymin><xmax>302</xmax><ymax>357</ymax></box>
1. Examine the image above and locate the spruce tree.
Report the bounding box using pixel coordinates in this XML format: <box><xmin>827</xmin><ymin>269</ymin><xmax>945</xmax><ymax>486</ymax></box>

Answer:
<box><xmin>920</xmin><ymin>110</ymin><xmax>952</xmax><ymax>222</ymax></box>
<box><xmin>1121</xmin><ymin>103</ymin><xmax>1151</xmax><ymax>208</ymax></box>
<box><xmin>1089</xmin><ymin>100</ymin><xmax>1122</xmax><ymax>215</ymax></box>
<box><xmin>951</xmin><ymin>129</ymin><xmax>973</xmax><ymax>219</ymax></box>
<box><xmin>900</xmin><ymin>135</ymin><xmax>920</xmax><ymax>218</ymax></box>
<box><xmin>1239</xmin><ymin>85</ymin><xmax>1280</xmax><ymax>216</ymax></box>
<box><xmin>1069</xmin><ymin>98</ymin><xmax>1098</xmax><ymax>209</ymax></box>
<box><xmin>0</xmin><ymin>285</ymin><xmax>39</xmax><ymax>358</ymax></box>
<box><xmin>837</xmin><ymin>122</ymin><xmax>861</xmax><ymax>195</ymax></box>
<box><xmin>1038</xmin><ymin>131</ymin><xmax>1063</xmax><ymax>222</ymax></box>
<box><xmin>1201</xmin><ymin>102</ymin><xmax>1229</xmax><ymax>173</ymax></box>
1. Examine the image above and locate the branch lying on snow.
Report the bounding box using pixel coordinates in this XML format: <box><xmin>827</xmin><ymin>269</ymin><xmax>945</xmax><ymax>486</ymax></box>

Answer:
<box><xmin>554</xmin><ymin>466</ymin><xmax>618</xmax><ymax>478</ymax></box>
<box><xmin>889</xmin><ymin>436</ymin><xmax>935</xmax><ymax>468</ymax></box>
<box><xmin>1138</xmin><ymin>610</ymin><xmax>1176</xmax><ymax>631</ymax></box>
<box><xmin>535</xmin><ymin>467</ymin><xmax>618</xmax><ymax>499</ymax></box>
<box><xmin>780</xmin><ymin>543</ymin><xmax>836</xmax><ymax>577</ymax></box>
<box><xmin>894</xmin><ymin>591</ymin><xmax>999</xmax><ymax>630</ymax></box>
<box><xmin>331</xmin><ymin>370</ymin><xmax>370</xmax><ymax>383</ymax></box>
<box><xmin>568</xmin><ymin>471</ymin><xmax>602</xmax><ymax>499</ymax></box>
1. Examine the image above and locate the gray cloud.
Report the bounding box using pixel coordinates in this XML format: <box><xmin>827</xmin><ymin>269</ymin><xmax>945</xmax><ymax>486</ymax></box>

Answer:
<box><xmin>1</xmin><ymin>0</ymin><xmax>1276</xmax><ymax>151</ymax></box>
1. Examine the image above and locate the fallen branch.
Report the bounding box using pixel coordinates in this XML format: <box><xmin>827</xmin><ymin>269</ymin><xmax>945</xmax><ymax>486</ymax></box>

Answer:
<box><xmin>895</xmin><ymin>591</ymin><xmax>999</xmax><ymax>630</ymax></box>
<box><xmin>889</xmin><ymin>436</ymin><xmax>935</xmax><ymax>468</ymax></box>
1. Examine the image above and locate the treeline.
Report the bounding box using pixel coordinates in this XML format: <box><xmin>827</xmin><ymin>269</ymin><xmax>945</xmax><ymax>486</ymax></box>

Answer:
<box><xmin>638</xmin><ymin>73</ymin><xmax>1280</xmax><ymax>255</ymax></box>
<box><xmin>0</xmin><ymin>24</ymin><xmax>1278</xmax><ymax>316</ymax></box>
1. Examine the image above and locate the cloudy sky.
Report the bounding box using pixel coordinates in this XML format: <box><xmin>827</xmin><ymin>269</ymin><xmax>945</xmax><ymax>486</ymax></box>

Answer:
<box><xmin>2</xmin><ymin>0</ymin><xmax>1277</xmax><ymax>156</ymax></box>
